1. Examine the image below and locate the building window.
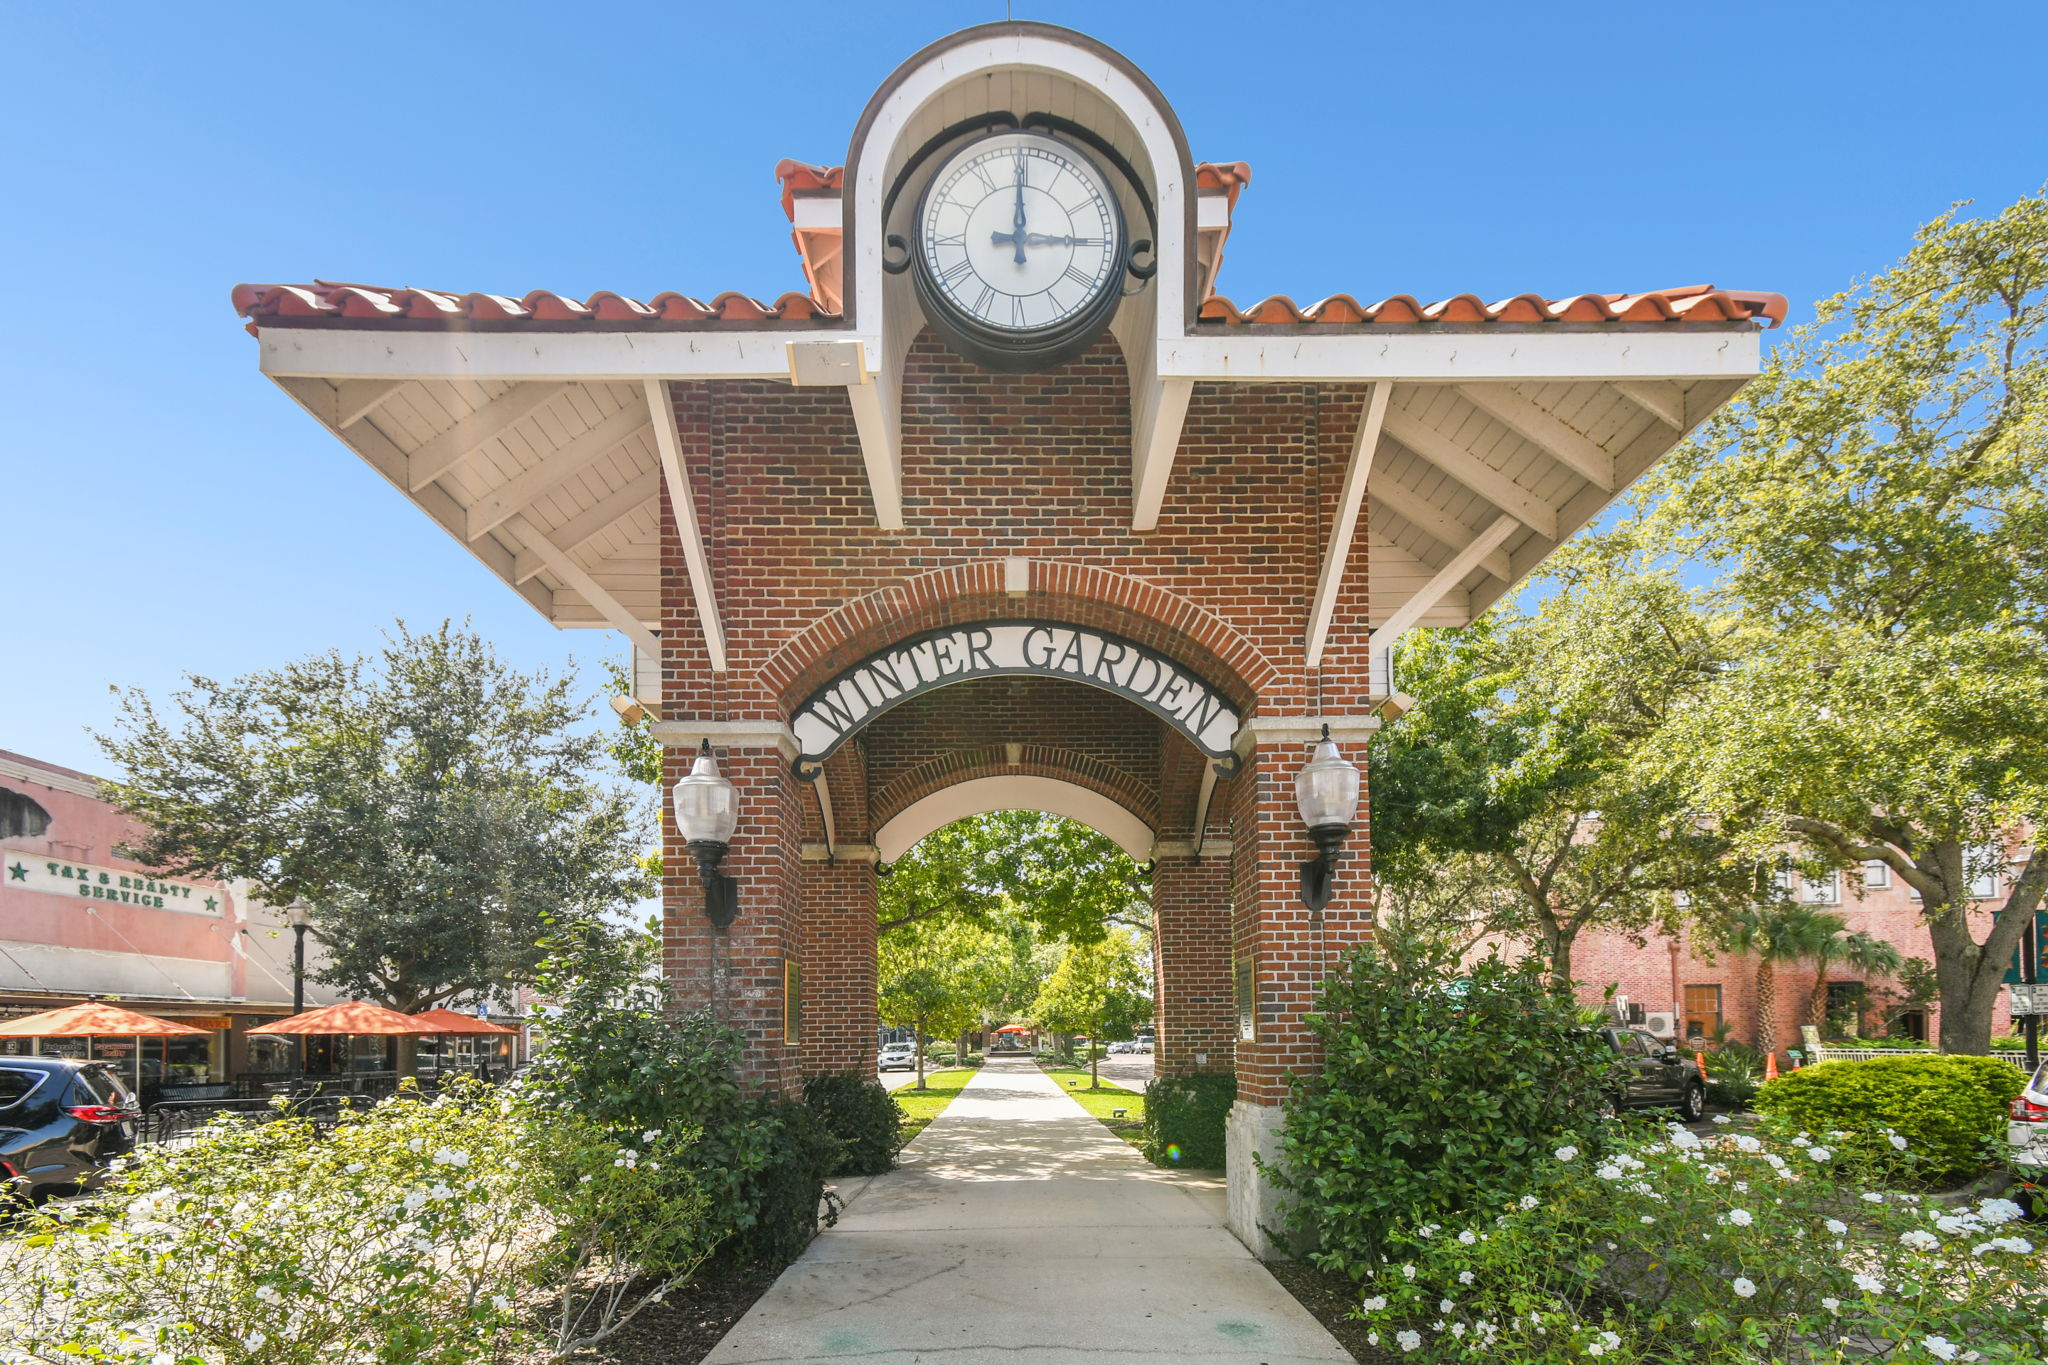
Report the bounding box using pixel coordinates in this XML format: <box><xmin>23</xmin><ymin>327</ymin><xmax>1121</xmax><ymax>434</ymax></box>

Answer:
<box><xmin>0</xmin><ymin>787</ymin><xmax>51</xmax><ymax>840</ymax></box>
<box><xmin>1682</xmin><ymin>985</ymin><xmax>1722</xmax><ymax>1043</ymax></box>
<box><xmin>1824</xmin><ymin>981</ymin><xmax>1867</xmax><ymax>1037</ymax></box>
<box><xmin>1861</xmin><ymin>859</ymin><xmax>1891</xmax><ymax>889</ymax></box>
<box><xmin>1968</xmin><ymin>844</ymin><xmax>2001</xmax><ymax>900</ymax></box>
<box><xmin>1802</xmin><ymin>871</ymin><xmax>1842</xmax><ymax>905</ymax></box>
<box><xmin>1771</xmin><ymin>865</ymin><xmax>1796</xmax><ymax>899</ymax></box>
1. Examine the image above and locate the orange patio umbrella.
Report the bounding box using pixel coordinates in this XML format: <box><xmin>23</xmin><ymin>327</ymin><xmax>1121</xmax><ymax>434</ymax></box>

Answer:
<box><xmin>410</xmin><ymin>1008</ymin><xmax>517</xmax><ymax>1036</ymax></box>
<box><xmin>246</xmin><ymin>1000</ymin><xmax>460</xmax><ymax>1036</ymax></box>
<box><xmin>0</xmin><ymin>1001</ymin><xmax>210</xmax><ymax>1038</ymax></box>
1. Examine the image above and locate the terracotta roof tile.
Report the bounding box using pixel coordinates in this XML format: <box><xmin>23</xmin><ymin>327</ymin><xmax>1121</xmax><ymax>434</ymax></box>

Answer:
<box><xmin>1199</xmin><ymin>286</ymin><xmax>1786</xmax><ymax>328</ymax></box>
<box><xmin>233</xmin><ymin>280</ymin><xmax>838</xmax><ymax>331</ymax></box>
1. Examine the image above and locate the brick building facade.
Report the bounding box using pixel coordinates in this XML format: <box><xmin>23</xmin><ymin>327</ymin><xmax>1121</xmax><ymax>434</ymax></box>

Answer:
<box><xmin>233</xmin><ymin>22</ymin><xmax>1780</xmax><ymax>1252</ymax></box>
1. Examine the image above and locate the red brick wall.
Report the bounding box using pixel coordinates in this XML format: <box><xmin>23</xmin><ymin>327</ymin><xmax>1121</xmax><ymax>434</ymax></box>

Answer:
<box><xmin>1153</xmin><ymin>853</ymin><xmax>1236</xmax><ymax>1075</ymax></box>
<box><xmin>655</xmin><ymin>328</ymin><xmax>1381</xmax><ymax>1099</ymax></box>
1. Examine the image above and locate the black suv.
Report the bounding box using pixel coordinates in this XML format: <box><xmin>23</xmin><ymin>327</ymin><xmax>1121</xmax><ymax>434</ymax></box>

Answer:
<box><xmin>1601</xmin><ymin>1027</ymin><xmax>1707</xmax><ymax>1121</ymax></box>
<box><xmin>1</xmin><ymin>1057</ymin><xmax>140</xmax><ymax>1203</ymax></box>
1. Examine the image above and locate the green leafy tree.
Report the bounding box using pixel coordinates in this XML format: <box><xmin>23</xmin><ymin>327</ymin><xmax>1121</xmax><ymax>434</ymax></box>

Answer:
<box><xmin>1371</xmin><ymin>559</ymin><xmax>1749</xmax><ymax>984</ymax></box>
<box><xmin>1707</xmin><ymin>900</ymin><xmax>1844</xmax><ymax>1059</ymax></box>
<box><xmin>876</xmin><ymin>811</ymin><xmax>1151</xmax><ymax>943</ymax></box>
<box><xmin>1029</xmin><ymin>929</ymin><xmax>1151</xmax><ymax>1088</ymax></box>
<box><xmin>95</xmin><ymin>621</ymin><xmax>652</xmax><ymax>1012</ymax></box>
<box><xmin>1635</xmin><ymin>190</ymin><xmax>2048</xmax><ymax>1053</ymax></box>
<box><xmin>1805</xmin><ymin>927</ymin><xmax>1904</xmax><ymax>1035</ymax></box>
<box><xmin>877</xmin><ymin>916</ymin><xmax>1010</xmax><ymax>1089</ymax></box>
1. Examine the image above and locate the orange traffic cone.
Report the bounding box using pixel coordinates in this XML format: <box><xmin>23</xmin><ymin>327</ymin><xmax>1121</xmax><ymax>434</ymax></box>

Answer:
<box><xmin>1764</xmin><ymin>1051</ymin><xmax>1780</xmax><ymax>1082</ymax></box>
<box><xmin>1695</xmin><ymin>1050</ymin><xmax>1709</xmax><ymax>1081</ymax></box>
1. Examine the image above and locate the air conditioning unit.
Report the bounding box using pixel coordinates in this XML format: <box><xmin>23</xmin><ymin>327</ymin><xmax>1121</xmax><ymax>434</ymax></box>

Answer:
<box><xmin>1642</xmin><ymin>1012</ymin><xmax>1677</xmax><ymax>1039</ymax></box>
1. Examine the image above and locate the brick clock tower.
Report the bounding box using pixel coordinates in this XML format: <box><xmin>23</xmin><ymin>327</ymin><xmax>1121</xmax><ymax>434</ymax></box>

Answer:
<box><xmin>233</xmin><ymin>23</ymin><xmax>1780</xmax><ymax>1253</ymax></box>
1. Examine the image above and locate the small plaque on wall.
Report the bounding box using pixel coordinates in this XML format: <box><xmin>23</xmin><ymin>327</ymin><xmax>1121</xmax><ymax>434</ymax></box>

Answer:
<box><xmin>1234</xmin><ymin>957</ymin><xmax>1256</xmax><ymax>1042</ymax></box>
<box><xmin>784</xmin><ymin>960</ymin><xmax>802</xmax><ymax>1046</ymax></box>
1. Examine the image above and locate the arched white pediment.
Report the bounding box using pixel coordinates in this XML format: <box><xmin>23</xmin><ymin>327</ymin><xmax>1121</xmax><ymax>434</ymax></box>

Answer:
<box><xmin>873</xmin><ymin>775</ymin><xmax>1154</xmax><ymax>863</ymax></box>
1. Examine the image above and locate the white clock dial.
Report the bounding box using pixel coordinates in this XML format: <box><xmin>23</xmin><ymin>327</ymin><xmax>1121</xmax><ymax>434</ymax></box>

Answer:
<box><xmin>917</xmin><ymin>132</ymin><xmax>1122</xmax><ymax>335</ymax></box>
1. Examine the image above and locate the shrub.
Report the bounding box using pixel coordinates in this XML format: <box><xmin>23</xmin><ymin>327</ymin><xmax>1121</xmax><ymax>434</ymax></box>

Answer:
<box><xmin>1276</xmin><ymin>938</ymin><xmax>1613</xmax><ymax>1276</ymax></box>
<box><xmin>1142</xmin><ymin>1071</ymin><xmax>1235</xmax><ymax>1169</ymax></box>
<box><xmin>3</xmin><ymin>1081</ymin><xmax>717</xmax><ymax>1363</ymax></box>
<box><xmin>723</xmin><ymin>1097</ymin><xmax>841</xmax><ymax>1269</ymax></box>
<box><xmin>1350</xmin><ymin>1117</ymin><xmax>2048</xmax><ymax>1362</ymax></box>
<box><xmin>1702</xmin><ymin>1038</ymin><xmax>1767</xmax><ymax>1109</ymax></box>
<box><xmin>1754</xmin><ymin>1055</ymin><xmax>2024</xmax><ymax>1184</ymax></box>
<box><xmin>803</xmin><ymin>1072</ymin><xmax>901</xmax><ymax>1176</ymax></box>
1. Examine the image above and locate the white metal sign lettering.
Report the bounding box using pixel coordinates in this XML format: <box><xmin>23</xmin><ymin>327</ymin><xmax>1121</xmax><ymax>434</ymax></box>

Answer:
<box><xmin>791</xmin><ymin>622</ymin><xmax>1241</xmax><ymax>776</ymax></box>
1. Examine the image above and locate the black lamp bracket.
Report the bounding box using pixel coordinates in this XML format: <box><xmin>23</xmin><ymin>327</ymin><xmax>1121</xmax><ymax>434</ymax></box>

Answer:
<box><xmin>686</xmin><ymin>839</ymin><xmax>739</xmax><ymax>930</ymax></box>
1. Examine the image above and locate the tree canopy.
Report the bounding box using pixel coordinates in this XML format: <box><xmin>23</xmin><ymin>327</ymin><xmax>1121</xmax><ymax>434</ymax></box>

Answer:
<box><xmin>1029</xmin><ymin>928</ymin><xmax>1152</xmax><ymax>1087</ymax></box>
<box><xmin>877</xmin><ymin>914</ymin><xmax>1013</xmax><ymax>1086</ymax></box>
<box><xmin>875</xmin><ymin>810</ymin><xmax>1151</xmax><ymax>944</ymax></box>
<box><xmin>95</xmin><ymin>622</ymin><xmax>652</xmax><ymax>1012</ymax></box>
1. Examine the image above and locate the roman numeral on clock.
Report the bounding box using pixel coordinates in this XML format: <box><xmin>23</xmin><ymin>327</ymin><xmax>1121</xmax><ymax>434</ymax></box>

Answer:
<box><xmin>1062</xmin><ymin>264</ymin><xmax>1094</xmax><ymax>289</ymax></box>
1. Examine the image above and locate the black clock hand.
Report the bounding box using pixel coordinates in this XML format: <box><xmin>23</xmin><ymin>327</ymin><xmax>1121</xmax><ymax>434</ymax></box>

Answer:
<box><xmin>1012</xmin><ymin>154</ymin><xmax>1028</xmax><ymax>265</ymax></box>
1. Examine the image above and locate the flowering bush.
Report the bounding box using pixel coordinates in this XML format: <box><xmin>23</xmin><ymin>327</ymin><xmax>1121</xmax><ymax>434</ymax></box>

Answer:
<box><xmin>1350</xmin><ymin>1118</ymin><xmax>2048</xmax><ymax>1362</ymax></box>
<box><xmin>0</xmin><ymin>1082</ymin><xmax>715</xmax><ymax>1364</ymax></box>
<box><xmin>1755</xmin><ymin>1056</ymin><xmax>2024</xmax><ymax>1185</ymax></box>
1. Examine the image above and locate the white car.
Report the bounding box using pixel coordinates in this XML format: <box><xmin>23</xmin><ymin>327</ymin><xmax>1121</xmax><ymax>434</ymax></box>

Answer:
<box><xmin>2008</xmin><ymin>1062</ymin><xmax>2046</xmax><ymax>1208</ymax></box>
<box><xmin>878</xmin><ymin>1045</ymin><xmax>917</xmax><ymax>1073</ymax></box>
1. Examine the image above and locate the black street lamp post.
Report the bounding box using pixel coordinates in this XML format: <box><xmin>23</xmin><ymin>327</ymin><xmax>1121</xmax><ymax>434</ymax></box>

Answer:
<box><xmin>286</xmin><ymin>902</ymin><xmax>311</xmax><ymax>1073</ymax></box>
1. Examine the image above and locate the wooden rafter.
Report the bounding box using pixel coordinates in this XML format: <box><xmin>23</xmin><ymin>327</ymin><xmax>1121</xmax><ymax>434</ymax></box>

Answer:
<box><xmin>1305</xmin><ymin>382</ymin><xmax>1389</xmax><ymax>667</ymax></box>
<box><xmin>406</xmin><ymin>382</ymin><xmax>573</xmax><ymax>491</ymax></box>
<box><xmin>512</xmin><ymin>471</ymin><xmax>660</xmax><ymax>584</ymax></box>
<box><xmin>464</xmin><ymin>403</ymin><xmax>652</xmax><ymax>542</ymax></box>
<box><xmin>1458</xmin><ymin>384</ymin><xmax>1616</xmax><ymax>490</ymax></box>
<box><xmin>1368</xmin><ymin>513</ymin><xmax>1520</xmax><ymax>649</ymax></box>
<box><xmin>1382</xmin><ymin>406</ymin><xmax>1560</xmax><ymax>540</ymax></box>
<box><xmin>644</xmin><ymin>379</ymin><xmax>728</xmax><ymax>672</ymax></box>
<box><xmin>1370</xmin><ymin>476</ymin><xmax>1514</xmax><ymax>581</ymax></box>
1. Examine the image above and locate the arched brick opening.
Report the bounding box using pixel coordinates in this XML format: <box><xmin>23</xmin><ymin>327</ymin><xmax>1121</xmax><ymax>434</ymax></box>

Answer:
<box><xmin>872</xmin><ymin>742</ymin><xmax>1159</xmax><ymax>845</ymax></box>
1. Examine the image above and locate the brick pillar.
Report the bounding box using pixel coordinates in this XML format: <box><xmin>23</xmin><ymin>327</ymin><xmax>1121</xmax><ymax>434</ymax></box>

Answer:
<box><xmin>662</xmin><ymin>739</ymin><xmax>805</xmax><ymax>1095</ymax></box>
<box><xmin>1225</xmin><ymin>725</ymin><xmax>1375</xmax><ymax>1257</ymax></box>
<box><xmin>798</xmin><ymin>855</ymin><xmax>879</xmax><ymax>1076</ymax></box>
<box><xmin>1152</xmin><ymin>853</ymin><xmax>1236</xmax><ymax>1077</ymax></box>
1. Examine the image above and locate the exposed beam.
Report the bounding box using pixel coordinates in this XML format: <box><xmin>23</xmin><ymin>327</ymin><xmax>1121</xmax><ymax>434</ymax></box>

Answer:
<box><xmin>1382</xmin><ymin>406</ymin><xmax>1559</xmax><ymax>540</ymax></box>
<box><xmin>1369</xmin><ymin>513</ymin><xmax>1520</xmax><ymax>649</ymax></box>
<box><xmin>406</xmin><ymin>382</ymin><xmax>572</xmax><ymax>491</ymax></box>
<box><xmin>1458</xmin><ymin>384</ymin><xmax>1615</xmax><ymax>490</ymax></box>
<box><xmin>334</xmin><ymin>378</ymin><xmax>407</xmax><ymax>429</ymax></box>
<box><xmin>1131</xmin><ymin>376</ymin><xmax>1194</xmax><ymax>532</ymax></box>
<box><xmin>464</xmin><ymin>404</ymin><xmax>651</xmax><ymax>541</ymax></box>
<box><xmin>513</xmin><ymin>470</ymin><xmax>661</xmax><ymax>583</ymax></box>
<box><xmin>643</xmin><ymin>379</ymin><xmax>728</xmax><ymax>672</ymax></box>
<box><xmin>505</xmin><ymin>513</ymin><xmax>657</xmax><ymax>657</ymax></box>
<box><xmin>1614</xmin><ymin>379</ymin><xmax>1686</xmax><ymax>430</ymax></box>
<box><xmin>843</xmin><ymin>379</ymin><xmax>903</xmax><ymax>530</ymax></box>
<box><xmin>1370</xmin><ymin>478</ymin><xmax>1512</xmax><ymax>580</ymax></box>
<box><xmin>1305</xmin><ymin>382</ymin><xmax>1389</xmax><ymax>667</ymax></box>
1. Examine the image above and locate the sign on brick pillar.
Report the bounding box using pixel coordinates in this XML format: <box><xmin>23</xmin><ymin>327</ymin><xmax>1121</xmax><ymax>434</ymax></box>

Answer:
<box><xmin>798</xmin><ymin>857</ymin><xmax>879</xmax><ymax>1077</ymax></box>
<box><xmin>1152</xmin><ymin>854</ymin><xmax>1236</xmax><ymax>1077</ymax></box>
<box><xmin>661</xmin><ymin>742</ymin><xmax>805</xmax><ymax>1093</ymax></box>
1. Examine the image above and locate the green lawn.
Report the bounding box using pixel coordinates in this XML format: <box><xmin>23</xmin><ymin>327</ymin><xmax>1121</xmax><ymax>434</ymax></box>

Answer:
<box><xmin>1038</xmin><ymin>1064</ymin><xmax>1146</xmax><ymax>1151</ymax></box>
<box><xmin>892</xmin><ymin>1068</ymin><xmax>977</xmax><ymax>1146</ymax></box>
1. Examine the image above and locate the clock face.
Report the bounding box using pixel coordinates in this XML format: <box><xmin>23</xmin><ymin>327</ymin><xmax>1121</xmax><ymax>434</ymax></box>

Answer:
<box><xmin>914</xmin><ymin>131</ymin><xmax>1124</xmax><ymax>349</ymax></box>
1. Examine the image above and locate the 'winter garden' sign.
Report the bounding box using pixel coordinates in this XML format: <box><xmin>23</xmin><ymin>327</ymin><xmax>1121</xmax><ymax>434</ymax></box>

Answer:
<box><xmin>791</xmin><ymin>621</ymin><xmax>1241</xmax><ymax>776</ymax></box>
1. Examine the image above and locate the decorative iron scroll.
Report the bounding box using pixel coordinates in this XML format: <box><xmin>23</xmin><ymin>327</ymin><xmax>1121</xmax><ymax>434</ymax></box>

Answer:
<box><xmin>790</xmin><ymin>621</ymin><xmax>1242</xmax><ymax>779</ymax></box>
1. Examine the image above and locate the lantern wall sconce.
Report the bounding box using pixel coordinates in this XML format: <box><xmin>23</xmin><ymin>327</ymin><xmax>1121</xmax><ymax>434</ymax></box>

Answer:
<box><xmin>1295</xmin><ymin>725</ymin><xmax>1362</xmax><ymax>912</ymax></box>
<box><xmin>672</xmin><ymin>740</ymin><xmax>740</xmax><ymax>928</ymax></box>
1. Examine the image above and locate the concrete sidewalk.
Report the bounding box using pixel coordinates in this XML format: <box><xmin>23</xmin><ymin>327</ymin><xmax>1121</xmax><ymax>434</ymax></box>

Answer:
<box><xmin>707</xmin><ymin>1056</ymin><xmax>1350</xmax><ymax>1365</ymax></box>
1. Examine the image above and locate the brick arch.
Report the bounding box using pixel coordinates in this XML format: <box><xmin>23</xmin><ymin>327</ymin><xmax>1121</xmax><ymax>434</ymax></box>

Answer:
<box><xmin>758</xmin><ymin>558</ymin><xmax>1279</xmax><ymax>716</ymax></box>
<box><xmin>870</xmin><ymin>742</ymin><xmax>1161</xmax><ymax>836</ymax></box>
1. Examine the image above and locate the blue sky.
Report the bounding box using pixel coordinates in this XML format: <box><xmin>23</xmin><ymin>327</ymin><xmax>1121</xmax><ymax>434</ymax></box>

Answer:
<box><xmin>3</xmin><ymin>1</ymin><xmax>2043</xmax><ymax>776</ymax></box>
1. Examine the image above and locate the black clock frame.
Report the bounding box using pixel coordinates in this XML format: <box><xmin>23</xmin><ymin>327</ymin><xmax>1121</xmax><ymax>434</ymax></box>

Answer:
<box><xmin>907</xmin><ymin>129</ymin><xmax>1133</xmax><ymax>375</ymax></box>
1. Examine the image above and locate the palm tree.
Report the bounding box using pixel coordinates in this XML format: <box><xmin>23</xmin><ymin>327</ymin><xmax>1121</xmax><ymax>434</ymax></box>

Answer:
<box><xmin>1717</xmin><ymin>902</ymin><xmax>1845</xmax><ymax>1060</ymax></box>
<box><xmin>1806</xmin><ymin>930</ymin><xmax>1904</xmax><ymax>1037</ymax></box>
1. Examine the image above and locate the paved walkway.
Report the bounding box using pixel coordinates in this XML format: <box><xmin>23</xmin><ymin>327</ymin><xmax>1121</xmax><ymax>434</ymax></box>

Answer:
<box><xmin>708</xmin><ymin>1057</ymin><xmax>1350</xmax><ymax>1365</ymax></box>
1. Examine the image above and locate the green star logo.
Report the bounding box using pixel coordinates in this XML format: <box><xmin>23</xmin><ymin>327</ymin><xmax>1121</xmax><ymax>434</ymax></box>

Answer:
<box><xmin>204</xmin><ymin>896</ymin><xmax>219</xmax><ymax>912</ymax></box>
<box><xmin>6</xmin><ymin>861</ymin><xmax>26</xmax><ymax>882</ymax></box>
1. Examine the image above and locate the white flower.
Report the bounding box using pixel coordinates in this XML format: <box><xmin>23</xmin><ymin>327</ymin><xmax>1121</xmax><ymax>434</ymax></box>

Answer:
<box><xmin>1807</xmin><ymin>1146</ymin><xmax>1833</xmax><ymax>1161</ymax></box>
<box><xmin>1595</xmin><ymin>1163</ymin><xmax>1624</xmax><ymax>1181</ymax></box>
<box><xmin>1518</xmin><ymin>1195</ymin><xmax>1540</xmax><ymax>1211</ymax></box>
<box><xmin>1668</xmin><ymin>1127</ymin><xmax>1702</xmax><ymax>1149</ymax></box>
<box><xmin>407</xmin><ymin>1137</ymin><xmax>425</xmax><ymax>1152</ymax></box>
<box><xmin>1731</xmin><ymin>1134</ymin><xmax>1762</xmax><ymax>1153</ymax></box>
<box><xmin>1588</xmin><ymin>1344</ymin><xmax>1607</xmax><ymax>1357</ymax></box>
<box><xmin>243</xmin><ymin>1333</ymin><xmax>266</xmax><ymax>1350</ymax></box>
<box><xmin>1457</xmin><ymin>1230</ymin><xmax>1477</xmax><ymax>1245</ymax></box>
<box><xmin>152</xmin><ymin>1355</ymin><xmax>175</xmax><ymax>1365</ymax></box>
<box><xmin>431</xmin><ymin>1146</ymin><xmax>470</xmax><ymax>1167</ymax></box>
<box><xmin>1362</xmin><ymin>1295</ymin><xmax>1387</xmax><ymax>1312</ymax></box>
<box><xmin>1450</xmin><ymin>1323</ymin><xmax>1466</xmax><ymax>1338</ymax></box>
<box><xmin>1860</xmin><ymin>1192</ymin><xmax>1885</xmax><ymax>1204</ymax></box>
<box><xmin>1731</xmin><ymin>1276</ymin><xmax>1757</xmax><ymax>1298</ymax></box>
<box><xmin>1458</xmin><ymin>1270</ymin><xmax>1474</xmax><ymax>1285</ymax></box>
<box><xmin>1821</xmin><ymin>1297</ymin><xmax>1840</xmax><ymax>1315</ymax></box>
<box><xmin>1396</xmin><ymin>1329</ymin><xmax>1422</xmax><ymax>1352</ymax></box>
<box><xmin>1900</xmin><ymin>1230</ymin><xmax>1939</xmax><ymax>1251</ymax></box>
<box><xmin>492</xmin><ymin>1294</ymin><xmax>513</xmax><ymax>1312</ymax></box>
<box><xmin>1712</xmin><ymin>1114</ymin><xmax>1731</xmax><ymax>1124</ymax></box>
<box><xmin>1598</xmin><ymin>1331</ymin><xmax>1622</xmax><ymax>1351</ymax></box>
<box><xmin>402</xmin><ymin>1189</ymin><xmax>429</xmax><ymax>1213</ymax></box>
<box><xmin>1924</xmin><ymin>1337</ymin><xmax>1959</xmax><ymax>1361</ymax></box>
<box><xmin>1825</xmin><ymin>1219</ymin><xmax>1848</xmax><ymax>1235</ymax></box>
<box><xmin>1936</xmin><ymin>1213</ymin><xmax>1985</xmax><ymax>1236</ymax></box>
<box><xmin>1977</xmin><ymin>1198</ymin><xmax>2025</xmax><ymax>1226</ymax></box>
<box><xmin>1792</xmin><ymin>1133</ymin><xmax>1811</xmax><ymax>1145</ymax></box>
<box><xmin>1640</xmin><ymin>1215</ymin><xmax>1656</xmax><ymax>1224</ymax></box>
<box><xmin>1367</xmin><ymin>1333</ymin><xmax>1380</xmax><ymax>1347</ymax></box>
<box><xmin>1439</xmin><ymin>1298</ymin><xmax>1455</xmax><ymax>1313</ymax></box>
<box><xmin>1888</xmin><ymin>1134</ymin><xmax>1909</xmax><ymax>1151</ymax></box>
<box><xmin>579</xmin><ymin>1173</ymin><xmax>593</xmax><ymax>1183</ymax></box>
<box><xmin>1725</xmin><ymin>1209</ymin><xmax>1754</xmax><ymax>1227</ymax></box>
<box><xmin>641</xmin><ymin>1128</ymin><xmax>661</xmax><ymax>1142</ymax></box>
<box><xmin>1555</xmin><ymin>1145</ymin><xmax>1579</xmax><ymax>1161</ymax></box>
<box><xmin>1852</xmin><ymin>1272</ymin><xmax>1885</xmax><ymax>1294</ymax></box>
<box><xmin>345</xmin><ymin>1161</ymin><xmax>366</xmax><ymax>1173</ymax></box>
<box><xmin>254</xmin><ymin>1285</ymin><xmax>282</xmax><ymax>1304</ymax></box>
<box><xmin>1401</xmin><ymin>1263</ymin><xmax>1416</xmax><ymax>1280</ymax></box>
<box><xmin>1972</xmin><ymin>1236</ymin><xmax>2033</xmax><ymax>1256</ymax></box>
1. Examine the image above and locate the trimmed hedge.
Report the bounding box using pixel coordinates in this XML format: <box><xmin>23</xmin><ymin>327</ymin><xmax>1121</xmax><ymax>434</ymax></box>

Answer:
<box><xmin>1143</xmin><ymin>1071</ymin><xmax>1235</xmax><ymax>1169</ymax></box>
<box><xmin>1753</xmin><ymin>1055</ymin><xmax>2024</xmax><ymax>1184</ymax></box>
<box><xmin>802</xmin><ymin>1072</ymin><xmax>902</xmax><ymax>1177</ymax></box>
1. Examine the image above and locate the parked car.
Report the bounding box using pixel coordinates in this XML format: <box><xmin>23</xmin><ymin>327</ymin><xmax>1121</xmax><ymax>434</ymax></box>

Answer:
<box><xmin>877</xmin><ymin>1044</ymin><xmax>917</xmax><ymax>1073</ymax></box>
<box><xmin>1600</xmin><ymin>1026</ymin><xmax>1707</xmax><ymax>1121</ymax></box>
<box><xmin>2008</xmin><ymin>1061</ymin><xmax>2046</xmax><ymax>1215</ymax></box>
<box><xmin>1</xmin><ymin>1057</ymin><xmax>141</xmax><ymax>1203</ymax></box>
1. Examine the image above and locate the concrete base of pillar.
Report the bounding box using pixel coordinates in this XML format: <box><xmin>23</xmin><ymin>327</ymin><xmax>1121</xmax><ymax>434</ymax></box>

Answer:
<box><xmin>1225</xmin><ymin>1099</ymin><xmax>1303</xmax><ymax>1260</ymax></box>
